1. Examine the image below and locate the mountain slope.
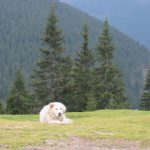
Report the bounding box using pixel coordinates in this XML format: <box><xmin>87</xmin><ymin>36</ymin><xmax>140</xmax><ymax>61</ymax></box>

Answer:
<box><xmin>60</xmin><ymin>0</ymin><xmax>150</xmax><ymax>49</ymax></box>
<box><xmin>0</xmin><ymin>0</ymin><xmax>150</xmax><ymax>108</ymax></box>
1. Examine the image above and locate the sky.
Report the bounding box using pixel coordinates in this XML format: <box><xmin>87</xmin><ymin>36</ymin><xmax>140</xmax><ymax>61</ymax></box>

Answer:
<box><xmin>60</xmin><ymin>0</ymin><xmax>150</xmax><ymax>5</ymax></box>
<box><xmin>59</xmin><ymin>0</ymin><xmax>150</xmax><ymax>49</ymax></box>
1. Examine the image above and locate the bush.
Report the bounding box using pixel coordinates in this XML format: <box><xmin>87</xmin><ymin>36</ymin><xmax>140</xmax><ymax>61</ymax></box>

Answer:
<box><xmin>86</xmin><ymin>97</ymin><xmax>98</xmax><ymax>111</ymax></box>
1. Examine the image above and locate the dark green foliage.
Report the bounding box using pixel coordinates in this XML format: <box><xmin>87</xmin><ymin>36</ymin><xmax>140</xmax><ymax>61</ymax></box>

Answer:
<box><xmin>96</xmin><ymin>20</ymin><xmax>114</xmax><ymax>64</ymax></box>
<box><xmin>32</xmin><ymin>5</ymin><xmax>71</xmax><ymax>107</ymax></box>
<box><xmin>6</xmin><ymin>70</ymin><xmax>30</xmax><ymax>114</ymax></box>
<box><xmin>0</xmin><ymin>0</ymin><xmax>150</xmax><ymax>109</ymax></box>
<box><xmin>68</xmin><ymin>25</ymin><xmax>95</xmax><ymax>111</ymax></box>
<box><xmin>140</xmin><ymin>68</ymin><xmax>150</xmax><ymax>110</ymax></box>
<box><xmin>86</xmin><ymin>96</ymin><xmax>98</xmax><ymax>111</ymax></box>
<box><xmin>96</xmin><ymin>20</ymin><xmax>128</xmax><ymax>109</ymax></box>
<box><xmin>0</xmin><ymin>101</ymin><xmax>4</xmax><ymax>114</ymax></box>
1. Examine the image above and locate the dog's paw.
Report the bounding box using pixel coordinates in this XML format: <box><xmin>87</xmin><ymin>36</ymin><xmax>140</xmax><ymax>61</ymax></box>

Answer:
<box><xmin>63</xmin><ymin>118</ymin><xmax>73</xmax><ymax>124</ymax></box>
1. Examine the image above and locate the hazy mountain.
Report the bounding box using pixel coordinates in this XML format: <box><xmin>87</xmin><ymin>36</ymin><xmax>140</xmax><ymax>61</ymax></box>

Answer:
<box><xmin>60</xmin><ymin>0</ymin><xmax>150</xmax><ymax>49</ymax></box>
<box><xmin>0</xmin><ymin>0</ymin><xmax>150</xmax><ymax>108</ymax></box>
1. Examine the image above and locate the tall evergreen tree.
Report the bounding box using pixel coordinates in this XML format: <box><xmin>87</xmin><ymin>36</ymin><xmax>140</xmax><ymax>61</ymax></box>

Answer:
<box><xmin>69</xmin><ymin>25</ymin><xmax>95</xmax><ymax>111</ymax></box>
<box><xmin>0</xmin><ymin>101</ymin><xmax>4</xmax><ymax>114</ymax></box>
<box><xmin>6</xmin><ymin>70</ymin><xmax>29</xmax><ymax>114</ymax></box>
<box><xmin>140</xmin><ymin>68</ymin><xmax>150</xmax><ymax>110</ymax></box>
<box><xmin>96</xmin><ymin>19</ymin><xmax>128</xmax><ymax>109</ymax></box>
<box><xmin>32</xmin><ymin>5</ymin><xmax>71</xmax><ymax>107</ymax></box>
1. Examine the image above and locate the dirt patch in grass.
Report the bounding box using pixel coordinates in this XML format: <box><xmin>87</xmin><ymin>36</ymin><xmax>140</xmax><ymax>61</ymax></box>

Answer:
<box><xmin>0</xmin><ymin>144</ymin><xmax>11</xmax><ymax>150</ymax></box>
<box><xmin>25</xmin><ymin>137</ymin><xmax>150</xmax><ymax>150</ymax></box>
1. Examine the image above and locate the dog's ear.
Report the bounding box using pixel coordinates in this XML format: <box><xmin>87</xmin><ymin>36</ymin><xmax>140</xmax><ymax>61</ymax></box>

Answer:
<box><xmin>63</xmin><ymin>105</ymin><xmax>66</xmax><ymax>113</ymax></box>
<box><xmin>49</xmin><ymin>103</ymin><xmax>55</xmax><ymax>109</ymax></box>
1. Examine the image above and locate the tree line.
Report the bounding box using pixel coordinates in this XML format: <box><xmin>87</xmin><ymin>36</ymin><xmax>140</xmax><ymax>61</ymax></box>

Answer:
<box><xmin>0</xmin><ymin>6</ymin><xmax>149</xmax><ymax>114</ymax></box>
<box><xmin>0</xmin><ymin>0</ymin><xmax>150</xmax><ymax>109</ymax></box>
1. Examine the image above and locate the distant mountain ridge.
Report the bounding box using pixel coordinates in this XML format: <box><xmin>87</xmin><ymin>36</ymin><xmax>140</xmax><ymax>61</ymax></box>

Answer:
<box><xmin>60</xmin><ymin>0</ymin><xmax>150</xmax><ymax>49</ymax></box>
<box><xmin>0</xmin><ymin>0</ymin><xmax>150</xmax><ymax>108</ymax></box>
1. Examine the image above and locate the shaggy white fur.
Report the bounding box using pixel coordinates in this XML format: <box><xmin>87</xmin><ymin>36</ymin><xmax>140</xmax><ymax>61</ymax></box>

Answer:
<box><xmin>39</xmin><ymin>102</ymin><xmax>73</xmax><ymax>124</ymax></box>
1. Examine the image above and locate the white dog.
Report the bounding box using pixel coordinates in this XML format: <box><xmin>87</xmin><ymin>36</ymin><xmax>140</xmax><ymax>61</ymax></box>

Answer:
<box><xmin>39</xmin><ymin>102</ymin><xmax>73</xmax><ymax>124</ymax></box>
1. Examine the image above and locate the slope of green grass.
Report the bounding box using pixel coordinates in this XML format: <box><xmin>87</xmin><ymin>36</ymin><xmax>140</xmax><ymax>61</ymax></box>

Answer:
<box><xmin>0</xmin><ymin>110</ymin><xmax>150</xmax><ymax>149</ymax></box>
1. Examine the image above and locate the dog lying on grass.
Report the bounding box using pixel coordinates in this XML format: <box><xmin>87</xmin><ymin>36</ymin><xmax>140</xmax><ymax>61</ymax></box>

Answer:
<box><xmin>39</xmin><ymin>102</ymin><xmax>73</xmax><ymax>124</ymax></box>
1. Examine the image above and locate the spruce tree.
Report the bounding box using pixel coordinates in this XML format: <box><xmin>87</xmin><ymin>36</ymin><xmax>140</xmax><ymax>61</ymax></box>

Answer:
<box><xmin>86</xmin><ymin>95</ymin><xmax>98</xmax><ymax>111</ymax></box>
<box><xmin>0</xmin><ymin>101</ymin><xmax>4</xmax><ymax>114</ymax></box>
<box><xmin>32</xmin><ymin>5</ymin><xmax>71</xmax><ymax>106</ymax></box>
<box><xmin>96</xmin><ymin>19</ymin><xmax>128</xmax><ymax>109</ymax></box>
<box><xmin>6</xmin><ymin>70</ymin><xmax>29</xmax><ymax>114</ymax></box>
<box><xmin>69</xmin><ymin>25</ymin><xmax>95</xmax><ymax>111</ymax></box>
<box><xmin>141</xmin><ymin>68</ymin><xmax>150</xmax><ymax>110</ymax></box>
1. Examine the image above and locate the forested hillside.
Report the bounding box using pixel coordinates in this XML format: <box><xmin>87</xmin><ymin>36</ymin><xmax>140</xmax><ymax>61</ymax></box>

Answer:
<box><xmin>0</xmin><ymin>0</ymin><xmax>150</xmax><ymax>108</ymax></box>
<box><xmin>61</xmin><ymin>0</ymin><xmax>150</xmax><ymax>49</ymax></box>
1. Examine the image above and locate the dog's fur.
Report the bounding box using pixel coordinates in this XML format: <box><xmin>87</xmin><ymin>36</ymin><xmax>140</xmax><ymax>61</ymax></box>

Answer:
<box><xmin>39</xmin><ymin>102</ymin><xmax>73</xmax><ymax>124</ymax></box>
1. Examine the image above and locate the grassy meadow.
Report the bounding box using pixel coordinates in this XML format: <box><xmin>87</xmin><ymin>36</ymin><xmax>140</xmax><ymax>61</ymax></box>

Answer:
<box><xmin>0</xmin><ymin>110</ymin><xmax>150</xmax><ymax>149</ymax></box>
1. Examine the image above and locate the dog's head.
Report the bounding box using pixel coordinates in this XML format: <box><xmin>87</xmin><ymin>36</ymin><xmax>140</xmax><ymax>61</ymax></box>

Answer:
<box><xmin>49</xmin><ymin>102</ymin><xmax>66</xmax><ymax>118</ymax></box>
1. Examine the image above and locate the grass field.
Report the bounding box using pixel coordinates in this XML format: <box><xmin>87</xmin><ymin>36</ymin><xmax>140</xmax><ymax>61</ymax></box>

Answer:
<box><xmin>0</xmin><ymin>110</ymin><xmax>150</xmax><ymax>150</ymax></box>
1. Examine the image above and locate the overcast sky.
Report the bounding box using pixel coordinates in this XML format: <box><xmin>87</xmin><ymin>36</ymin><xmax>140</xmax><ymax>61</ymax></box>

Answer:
<box><xmin>59</xmin><ymin>0</ymin><xmax>150</xmax><ymax>48</ymax></box>
<box><xmin>60</xmin><ymin>0</ymin><xmax>150</xmax><ymax>5</ymax></box>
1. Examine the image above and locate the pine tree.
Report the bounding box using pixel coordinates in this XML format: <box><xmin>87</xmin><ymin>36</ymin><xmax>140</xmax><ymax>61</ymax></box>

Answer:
<box><xmin>0</xmin><ymin>101</ymin><xmax>4</xmax><ymax>114</ymax></box>
<box><xmin>96</xmin><ymin>19</ymin><xmax>128</xmax><ymax>109</ymax></box>
<box><xmin>6</xmin><ymin>70</ymin><xmax>29</xmax><ymax>114</ymax></box>
<box><xmin>32</xmin><ymin>5</ymin><xmax>71</xmax><ymax>107</ymax></box>
<box><xmin>69</xmin><ymin>25</ymin><xmax>95</xmax><ymax>111</ymax></box>
<box><xmin>140</xmin><ymin>68</ymin><xmax>150</xmax><ymax>110</ymax></box>
<box><xmin>86</xmin><ymin>95</ymin><xmax>98</xmax><ymax>111</ymax></box>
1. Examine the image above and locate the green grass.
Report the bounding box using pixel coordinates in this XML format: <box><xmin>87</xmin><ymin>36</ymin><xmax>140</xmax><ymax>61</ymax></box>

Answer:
<box><xmin>0</xmin><ymin>110</ymin><xmax>150</xmax><ymax>149</ymax></box>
